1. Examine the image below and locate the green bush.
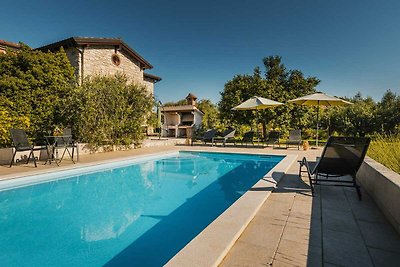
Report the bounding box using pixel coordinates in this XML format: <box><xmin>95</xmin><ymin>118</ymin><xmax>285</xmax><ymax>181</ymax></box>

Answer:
<box><xmin>0</xmin><ymin>46</ymin><xmax>75</xmax><ymax>145</ymax></box>
<box><xmin>65</xmin><ymin>74</ymin><xmax>153</xmax><ymax>150</ymax></box>
<box><xmin>368</xmin><ymin>134</ymin><xmax>400</xmax><ymax>174</ymax></box>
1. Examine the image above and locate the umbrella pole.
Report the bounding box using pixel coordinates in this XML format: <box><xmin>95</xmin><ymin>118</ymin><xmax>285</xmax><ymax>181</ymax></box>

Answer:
<box><xmin>316</xmin><ymin>104</ymin><xmax>319</xmax><ymax>147</ymax></box>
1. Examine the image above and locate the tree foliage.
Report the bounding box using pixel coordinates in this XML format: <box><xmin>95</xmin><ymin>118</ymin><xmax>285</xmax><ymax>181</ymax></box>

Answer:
<box><xmin>219</xmin><ymin>56</ymin><xmax>319</xmax><ymax>137</ymax></box>
<box><xmin>65</xmin><ymin>74</ymin><xmax>153</xmax><ymax>149</ymax></box>
<box><xmin>196</xmin><ymin>99</ymin><xmax>221</xmax><ymax>131</ymax></box>
<box><xmin>0</xmin><ymin>47</ymin><xmax>75</xmax><ymax>146</ymax></box>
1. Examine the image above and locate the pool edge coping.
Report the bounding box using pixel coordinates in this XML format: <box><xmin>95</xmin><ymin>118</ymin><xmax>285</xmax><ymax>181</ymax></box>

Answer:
<box><xmin>165</xmin><ymin>153</ymin><xmax>297</xmax><ymax>267</ymax></box>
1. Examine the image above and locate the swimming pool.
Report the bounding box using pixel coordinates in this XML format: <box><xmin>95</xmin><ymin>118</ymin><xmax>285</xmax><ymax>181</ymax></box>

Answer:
<box><xmin>0</xmin><ymin>151</ymin><xmax>284</xmax><ymax>266</ymax></box>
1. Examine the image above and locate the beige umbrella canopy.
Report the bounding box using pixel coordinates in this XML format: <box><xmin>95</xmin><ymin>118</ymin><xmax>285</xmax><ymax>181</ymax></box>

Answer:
<box><xmin>232</xmin><ymin>96</ymin><xmax>283</xmax><ymax>110</ymax></box>
<box><xmin>288</xmin><ymin>92</ymin><xmax>352</xmax><ymax>146</ymax></box>
<box><xmin>232</xmin><ymin>96</ymin><xmax>283</xmax><ymax>138</ymax></box>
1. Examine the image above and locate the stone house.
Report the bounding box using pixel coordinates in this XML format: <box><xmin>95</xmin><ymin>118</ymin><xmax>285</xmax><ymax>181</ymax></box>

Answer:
<box><xmin>0</xmin><ymin>40</ymin><xmax>21</xmax><ymax>54</ymax></box>
<box><xmin>37</xmin><ymin>37</ymin><xmax>161</xmax><ymax>95</ymax></box>
<box><xmin>161</xmin><ymin>93</ymin><xmax>204</xmax><ymax>138</ymax></box>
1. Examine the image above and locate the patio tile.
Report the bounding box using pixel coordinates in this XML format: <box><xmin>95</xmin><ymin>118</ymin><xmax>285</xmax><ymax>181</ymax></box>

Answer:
<box><xmin>320</xmin><ymin>186</ymin><xmax>351</xmax><ymax>212</ymax></box>
<box><xmin>323</xmin><ymin>229</ymin><xmax>373</xmax><ymax>267</ymax></box>
<box><xmin>368</xmin><ymin>247</ymin><xmax>400</xmax><ymax>267</ymax></box>
<box><xmin>308</xmin><ymin>216</ymin><xmax>322</xmax><ymax>248</ymax></box>
<box><xmin>358</xmin><ymin>220</ymin><xmax>400</xmax><ymax>253</ymax></box>
<box><xmin>286</xmin><ymin>211</ymin><xmax>311</xmax><ymax>229</ymax></box>
<box><xmin>290</xmin><ymin>196</ymin><xmax>313</xmax><ymax>216</ymax></box>
<box><xmin>322</xmin><ymin>208</ymin><xmax>360</xmax><ymax>235</ymax></box>
<box><xmin>273</xmin><ymin>239</ymin><xmax>308</xmax><ymax>266</ymax></box>
<box><xmin>237</xmin><ymin>216</ymin><xmax>284</xmax><ymax>248</ymax></box>
<box><xmin>307</xmin><ymin>245</ymin><xmax>323</xmax><ymax>267</ymax></box>
<box><xmin>344</xmin><ymin>192</ymin><xmax>387</xmax><ymax>224</ymax></box>
<box><xmin>281</xmin><ymin>225</ymin><xmax>310</xmax><ymax>245</ymax></box>
<box><xmin>323</xmin><ymin>262</ymin><xmax>343</xmax><ymax>267</ymax></box>
<box><xmin>221</xmin><ymin>240</ymin><xmax>273</xmax><ymax>267</ymax></box>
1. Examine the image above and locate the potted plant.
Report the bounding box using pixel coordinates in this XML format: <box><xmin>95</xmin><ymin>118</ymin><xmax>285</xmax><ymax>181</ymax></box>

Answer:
<box><xmin>303</xmin><ymin>140</ymin><xmax>310</xmax><ymax>150</ymax></box>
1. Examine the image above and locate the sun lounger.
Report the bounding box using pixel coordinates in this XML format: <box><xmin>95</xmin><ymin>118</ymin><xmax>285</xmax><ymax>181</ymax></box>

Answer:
<box><xmin>212</xmin><ymin>128</ymin><xmax>236</xmax><ymax>147</ymax></box>
<box><xmin>237</xmin><ymin>131</ymin><xmax>255</xmax><ymax>147</ymax></box>
<box><xmin>299</xmin><ymin>136</ymin><xmax>371</xmax><ymax>200</ymax></box>
<box><xmin>191</xmin><ymin>129</ymin><xmax>217</xmax><ymax>146</ymax></box>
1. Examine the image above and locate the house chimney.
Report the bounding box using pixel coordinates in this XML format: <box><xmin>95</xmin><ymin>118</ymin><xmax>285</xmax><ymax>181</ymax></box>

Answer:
<box><xmin>186</xmin><ymin>93</ymin><xmax>197</xmax><ymax>106</ymax></box>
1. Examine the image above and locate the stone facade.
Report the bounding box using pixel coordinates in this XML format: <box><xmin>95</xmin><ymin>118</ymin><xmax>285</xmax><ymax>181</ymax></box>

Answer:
<box><xmin>0</xmin><ymin>40</ymin><xmax>21</xmax><ymax>54</ymax></box>
<box><xmin>37</xmin><ymin>37</ymin><xmax>160</xmax><ymax>95</ymax></box>
<box><xmin>64</xmin><ymin>45</ymin><xmax>154</xmax><ymax>94</ymax></box>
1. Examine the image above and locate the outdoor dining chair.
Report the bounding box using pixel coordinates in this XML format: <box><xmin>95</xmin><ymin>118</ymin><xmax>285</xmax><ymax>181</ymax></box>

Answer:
<box><xmin>299</xmin><ymin>136</ymin><xmax>371</xmax><ymax>200</ymax></box>
<box><xmin>56</xmin><ymin>128</ymin><xmax>79</xmax><ymax>163</ymax></box>
<box><xmin>9</xmin><ymin>129</ymin><xmax>43</xmax><ymax>167</ymax></box>
<box><xmin>286</xmin><ymin>130</ymin><xmax>302</xmax><ymax>150</ymax></box>
<box><xmin>264</xmin><ymin>131</ymin><xmax>280</xmax><ymax>148</ymax></box>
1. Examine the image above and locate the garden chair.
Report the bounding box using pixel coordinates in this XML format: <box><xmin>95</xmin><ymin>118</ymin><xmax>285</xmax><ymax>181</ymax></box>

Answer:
<box><xmin>286</xmin><ymin>130</ymin><xmax>302</xmax><ymax>150</ymax></box>
<box><xmin>191</xmin><ymin>129</ymin><xmax>217</xmax><ymax>146</ymax></box>
<box><xmin>299</xmin><ymin>136</ymin><xmax>371</xmax><ymax>200</ymax></box>
<box><xmin>212</xmin><ymin>128</ymin><xmax>236</xmax><ymax>147</ymax></box>
<box><xmin>56</xmin><ymin>128</ymin><xmax>79</xmax><ymax>163</ymax></box>
<box><xmin>9</xmin><ymin>129</ymin><xmax>43</xmax><ymax>167</ymax></box>
<box><xmin>264</xmin><ymin>131</ymin><xmax>280</xmax><ymax>148</ymax></box>
<box><xmin>237</xmin><ymin>131</ymin><xmax>255</xmax><ymax>147</ymax></box>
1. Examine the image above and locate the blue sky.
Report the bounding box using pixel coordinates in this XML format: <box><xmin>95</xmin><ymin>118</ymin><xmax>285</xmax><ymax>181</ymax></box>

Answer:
<box><xmin>1</xmin><ymin>0</ymin><xmax>399</xmax><ymax>103</ymax></box>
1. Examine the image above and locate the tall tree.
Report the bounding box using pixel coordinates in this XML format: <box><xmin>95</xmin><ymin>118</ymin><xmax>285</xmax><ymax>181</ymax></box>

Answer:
<box><xmin>376</xmin><ymin>90</ymin><xmax>400</xmax><ymax>133</ymax></box>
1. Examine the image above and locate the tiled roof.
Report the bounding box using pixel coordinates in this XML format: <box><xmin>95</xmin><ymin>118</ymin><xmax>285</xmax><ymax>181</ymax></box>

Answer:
<box><xmin>36</xmin><ymin>37</ymin><xmax>153</xmax><ymax>70</ymax></box>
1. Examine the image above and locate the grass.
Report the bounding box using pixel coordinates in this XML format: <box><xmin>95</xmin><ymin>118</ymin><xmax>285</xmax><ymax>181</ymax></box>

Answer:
<box><xmin>367</xmin><ymin>133</ymin><xmax>400</xmax><ymax>174</ymax></box>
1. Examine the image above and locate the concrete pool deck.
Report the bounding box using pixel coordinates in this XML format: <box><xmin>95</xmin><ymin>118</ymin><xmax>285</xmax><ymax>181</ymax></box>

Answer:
<box><xmin>1</xmin><ymin>143</ymin><xmax>399</xmax><ymax>266</ymax></box>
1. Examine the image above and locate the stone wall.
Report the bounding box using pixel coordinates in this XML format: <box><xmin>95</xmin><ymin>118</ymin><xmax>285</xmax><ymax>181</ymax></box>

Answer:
<box><xmin>357</xmin><ymin>156</ymin><xmax>400</xmax><ymax>234</ymax></box>
<box><xmin>80</xmin><ymin>46</ymin><xmax>153</xmax><ymax>94</ymax></box>
<box><xmin>65</xmin><ymin>47</ymin><xmax>80</xmax><ymax>79</ymax></box>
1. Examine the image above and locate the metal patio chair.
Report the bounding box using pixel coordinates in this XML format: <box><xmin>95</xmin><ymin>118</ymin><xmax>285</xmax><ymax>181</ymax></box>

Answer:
<box><xmin>286</xmin><ymin>130</ymin><xmax>302</xmax><ymax>150</ymax></box>
<box><xmin>264</xmin><ymin>131</ymin><xmax>280</xmax><ymax>148</ymax></box>
<box><xmin>299</xmin><ymin>136</ymin><xmax>371</xmax><ymax>200</ymax></box>
<box><xmin>9</xmin><ymin>129</ymin><xmax>43</xmax><ymax>167</ymax></box>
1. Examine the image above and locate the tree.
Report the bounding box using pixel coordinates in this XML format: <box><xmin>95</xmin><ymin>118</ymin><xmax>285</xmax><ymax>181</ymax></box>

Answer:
<box><xmin>197</xmin><ymin>99</ymin><xmax>221</xmax><ymax>130</ymax></box>
<box><xmin>376</xmin><ymin>90</ymin><xmax>400</xmax><ymax>133</ymax></box>
<box><xmin>328</xmin><ymin>92</ymin><xmax>377</xmax><ymax>136</ymax></box>
<box><xmin>65</xmin><ymin>74</ymin><xmax>153</xmax><ymax>149</ymax></box>
<box><xmin>0</xmin><ymin>46</ymin><xmax>75</xmax><ymax>145</ymax></box>
<box><xmin>219</xmin><ymin>56</ymin><xmax>319</xmax><ymax>138</ymax></box>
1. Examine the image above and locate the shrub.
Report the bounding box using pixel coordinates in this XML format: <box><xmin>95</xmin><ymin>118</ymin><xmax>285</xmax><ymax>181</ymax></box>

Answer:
<box><xmin>0</xmin><ymin>46</ymin><xmax>75</xmax><ymax>144</ymax></box>
<box><xmin>368</xmin><ymin>133</ymin><xmax>400</xmax><ymax>174</ymax></box>
<box><xmin>66</xmin><ymin>74</ymin><xmax>153</xmax><ymax>150</ymax></box>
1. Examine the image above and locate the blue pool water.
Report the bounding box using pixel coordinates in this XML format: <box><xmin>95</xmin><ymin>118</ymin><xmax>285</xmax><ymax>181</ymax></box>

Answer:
<box><xmin>0</xmin><ymin>151</ymin><xmax>283</xmax><ymax>266</ymax></box>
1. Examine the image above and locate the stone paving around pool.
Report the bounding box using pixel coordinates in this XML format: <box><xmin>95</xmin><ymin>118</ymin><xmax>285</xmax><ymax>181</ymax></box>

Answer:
<box><xmin>221</xmin><ymin>152</ymin><xmax>400</xmax><ymax>267</ymax></box>
<box><xmin>1</xmin><ymin>141</ymin><xmax>399</xmax><ymax>266</ymax></box>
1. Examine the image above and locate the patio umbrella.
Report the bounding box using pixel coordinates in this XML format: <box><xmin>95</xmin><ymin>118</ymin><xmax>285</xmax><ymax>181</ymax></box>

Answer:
<box><xmin>232</xmin><ymin>96</ymin><xmax>283</xmax><ymax>110</ymax></box>
<box><xmin>156</xmin><ymin>102</ymin><xmax>162</xmax><ymax>139</ymax></box>
<box><xmin>232</xmin><ymin>96</ymin><xmax>283</xmax><ymax>138</ymax></box>
<box><xmin>288</xmin><ymin>92</ymin><xmax>352</xmax><ymax>147</ymax></box>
